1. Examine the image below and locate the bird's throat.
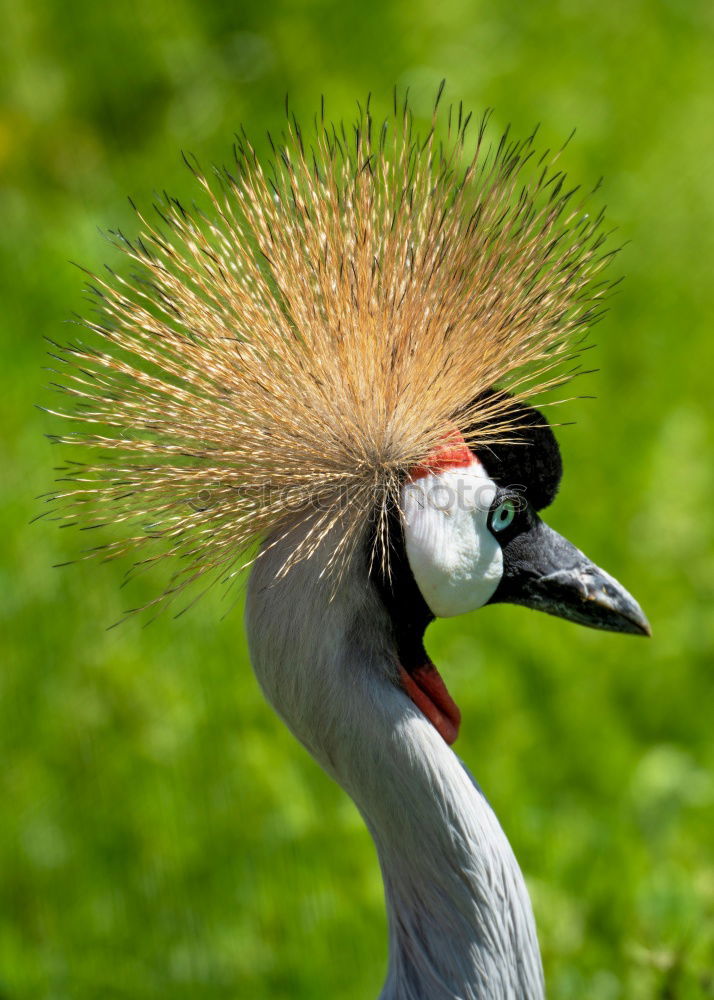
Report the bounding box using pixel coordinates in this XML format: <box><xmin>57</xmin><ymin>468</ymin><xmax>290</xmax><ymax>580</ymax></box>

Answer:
<box><xmin>368</xmin><ymin>500</ymin><xmax>462</xmax><ymax>745</ymax></box>
<box><xmin>398</xmin><ymin>661</ymin><xmax>461</xmax><ymax>745</ymax></box>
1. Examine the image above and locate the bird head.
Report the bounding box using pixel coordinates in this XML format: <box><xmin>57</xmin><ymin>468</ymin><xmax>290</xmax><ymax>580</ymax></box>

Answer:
<box><xmin>401</xmin><ymin>396</ymin><xmax>650</xmax><ymax>637</ymax></box>
<box><xmin>45</xmin><ymin>90</ymin><xmax>649</xmax><ymax>676</ymax></box>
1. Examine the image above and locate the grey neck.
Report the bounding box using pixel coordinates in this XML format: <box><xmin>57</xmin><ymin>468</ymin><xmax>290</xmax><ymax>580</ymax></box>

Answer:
<box><xmin>245</xmin><ymin>530</ymin><xmax>544</xmax><ymax>1000</ymax></box>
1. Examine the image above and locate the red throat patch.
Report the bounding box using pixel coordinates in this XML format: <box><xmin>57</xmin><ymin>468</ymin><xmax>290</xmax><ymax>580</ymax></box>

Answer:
<box><xmin>407</xmin><ymin>429</ymin><xmax>474</xmax><ymax>482</ymax></box>
<box><xmin>398</xmin><ymin>662</ymin><xmax>461</xmax><ymax>745</ymax></box>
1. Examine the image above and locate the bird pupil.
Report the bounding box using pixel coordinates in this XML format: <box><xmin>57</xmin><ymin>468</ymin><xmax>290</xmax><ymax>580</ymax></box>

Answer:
<box><xmin>494</xmin><ymin>500</ymin><xmax>514</xmax><ymax>531</ymax></box>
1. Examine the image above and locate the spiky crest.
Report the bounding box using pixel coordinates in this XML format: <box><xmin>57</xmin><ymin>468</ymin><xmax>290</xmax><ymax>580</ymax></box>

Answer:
<box><xmin>41</xmin><ymin>89</ymin><xmax>617</xmax><ymax>615</ymax></box>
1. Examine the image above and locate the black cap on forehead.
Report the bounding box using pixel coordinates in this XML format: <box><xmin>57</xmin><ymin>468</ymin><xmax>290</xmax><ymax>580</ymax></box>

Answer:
<box><xmin>465</xmin><ymin>390</ymin><xmax>563</xmax><ymax>512</ymax></box>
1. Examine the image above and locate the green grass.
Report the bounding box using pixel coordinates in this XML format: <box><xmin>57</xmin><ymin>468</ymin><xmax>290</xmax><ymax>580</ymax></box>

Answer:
<box><xmin>2</xmin><ymin>1</ymin><xmax>713</xmax><ymax>997</ymax></box>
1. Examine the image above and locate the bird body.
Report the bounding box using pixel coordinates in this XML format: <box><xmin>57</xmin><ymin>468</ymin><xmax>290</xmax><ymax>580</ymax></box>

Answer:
<box><xmin>46</xmin><ymin>90</ymin><xmax>650</xmax><ymax>997</ymax></box>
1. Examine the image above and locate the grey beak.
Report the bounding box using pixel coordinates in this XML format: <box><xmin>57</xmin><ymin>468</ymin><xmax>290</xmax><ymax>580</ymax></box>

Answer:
<box><xmin>492</xmin><ymin>522</ymin><xmax>651</xmax><ymax>637</ymax></box>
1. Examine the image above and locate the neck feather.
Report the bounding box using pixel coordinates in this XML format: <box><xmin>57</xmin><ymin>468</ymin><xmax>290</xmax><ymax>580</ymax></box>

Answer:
<box><xmin>245</xmin><ymin>525</ymin><xmax>544</xmax><ymax>1000</ymax></box>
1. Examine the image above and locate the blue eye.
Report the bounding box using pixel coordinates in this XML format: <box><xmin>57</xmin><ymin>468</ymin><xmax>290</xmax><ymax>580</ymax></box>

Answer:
<box><xmin>491</xmin><ymin>498</ymin><xmax>516</xmax><ymax>533</ymax></box>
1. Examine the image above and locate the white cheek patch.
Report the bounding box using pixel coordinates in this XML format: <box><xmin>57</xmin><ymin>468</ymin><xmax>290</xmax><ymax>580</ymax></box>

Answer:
<box><xmin>402</xmin><ymin>459</ymin><xmax>503</xmax><ymax>617</ymax></box>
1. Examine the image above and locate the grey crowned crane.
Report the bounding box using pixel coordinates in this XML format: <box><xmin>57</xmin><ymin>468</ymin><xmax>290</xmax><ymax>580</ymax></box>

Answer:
<box><xmin>47</xmin><ymin>91</ymin><xmax>649</xmax><ymax>999</ymax></box>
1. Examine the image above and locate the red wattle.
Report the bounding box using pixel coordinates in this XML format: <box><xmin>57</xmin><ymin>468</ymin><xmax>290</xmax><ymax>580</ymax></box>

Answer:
<box><xmin>398</xmin><ymin>663</ymin><xmax>461</xmax><ymax>745</ymax></box>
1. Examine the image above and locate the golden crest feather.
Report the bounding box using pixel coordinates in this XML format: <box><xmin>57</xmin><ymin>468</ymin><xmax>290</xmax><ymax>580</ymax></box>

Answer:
<box><xmin>42</xmin><ymin>88</ymin><xmax>617</xmax><ymax>614</ymax></box>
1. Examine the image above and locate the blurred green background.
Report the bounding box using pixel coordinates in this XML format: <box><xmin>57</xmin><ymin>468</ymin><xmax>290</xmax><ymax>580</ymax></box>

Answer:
<box><xmin>2</xmin><ymin>1</ymin><xmax>713</xmax><ymax>998</ymax></box>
